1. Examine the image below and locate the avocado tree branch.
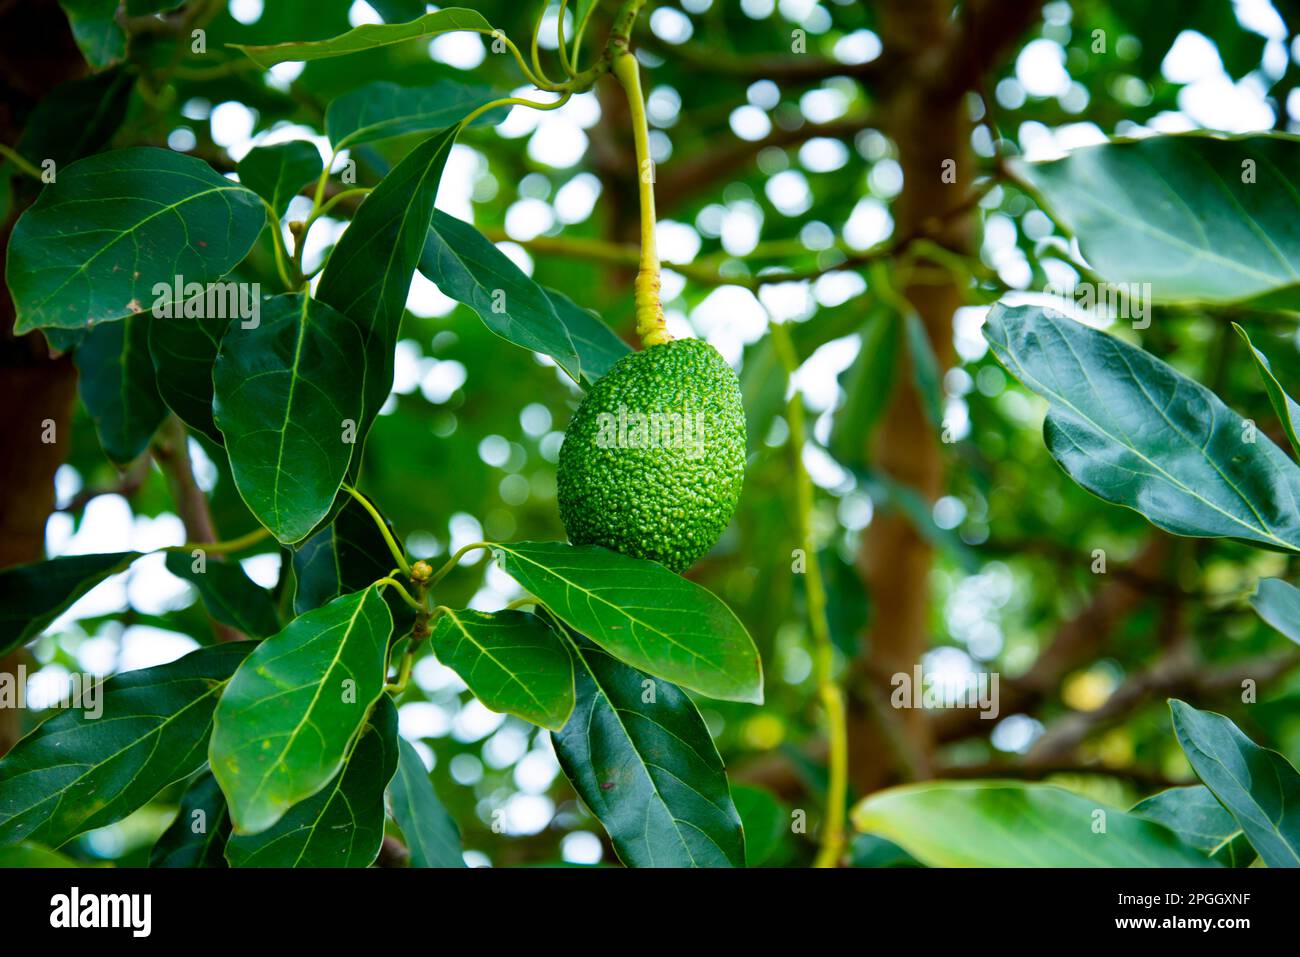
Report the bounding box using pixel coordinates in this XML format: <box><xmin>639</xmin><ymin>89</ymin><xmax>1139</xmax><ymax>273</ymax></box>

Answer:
<box><xmin>151</xmin><ymin>416</ymin><xmax>246</xmax><ymax>644</ymax></box>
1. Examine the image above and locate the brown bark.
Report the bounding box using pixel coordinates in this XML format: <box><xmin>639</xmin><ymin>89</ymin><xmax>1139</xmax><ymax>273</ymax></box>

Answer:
<box><xmin>848</xmin><ymin>0</ymin><xmax>969</xmax><ymax>789</ymax></box>
<box><xmin>0</xmin><ymin>0</ymin><xmax>87</xmax><ymax>755</ymax></box>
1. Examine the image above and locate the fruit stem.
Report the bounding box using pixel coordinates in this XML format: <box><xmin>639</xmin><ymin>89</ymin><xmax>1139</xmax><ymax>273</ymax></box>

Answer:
<box><xmin>342</xmin><ymin>483</ymin><xmax>411</xmax><ymax>577</ymax></box>
<box><xmin>613</xmin><ymin>51</ymin><xmax>671</xmax><ymax>348</ymax></box>
<box><xmin>770</xmin><ymin>320</ymin><xmax>848</xmax><ymax>868</ymax></box>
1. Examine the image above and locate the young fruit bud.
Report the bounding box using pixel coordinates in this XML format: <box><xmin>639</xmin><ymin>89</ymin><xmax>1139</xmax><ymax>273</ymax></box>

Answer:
<box><xmin>410</xmin><ymin>560</ymin><xmax>432</xmax><ymax>583</ymax></box>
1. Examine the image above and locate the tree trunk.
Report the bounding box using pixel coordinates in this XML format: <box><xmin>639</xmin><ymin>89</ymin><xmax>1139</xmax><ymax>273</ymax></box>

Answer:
<box><xmin>850</xmin><ymin>0</ymin><xmax>972</xmax><ymax>789</ymax></box>
<box><xmin>0</xmin><ymin>0</ymin><xmax>86</xmax><ymax>755</ymax></box>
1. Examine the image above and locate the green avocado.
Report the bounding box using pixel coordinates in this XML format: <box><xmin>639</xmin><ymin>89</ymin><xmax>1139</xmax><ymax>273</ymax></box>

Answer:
<box><xmin>557</xmin><ymin>337</ymin><xmax>746</xmax><ymax>573</ymax></box>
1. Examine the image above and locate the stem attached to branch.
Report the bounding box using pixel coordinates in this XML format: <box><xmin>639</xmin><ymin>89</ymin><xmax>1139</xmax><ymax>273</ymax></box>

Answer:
<box><xmin>770</xmin><ymin>322</ymin><xmax>848</xmax><ymax>868</ymax></box>
<box><xmin>612</xmin><ymin>52</ymin><xmax>670</xmax><ymax>348</ymax></box>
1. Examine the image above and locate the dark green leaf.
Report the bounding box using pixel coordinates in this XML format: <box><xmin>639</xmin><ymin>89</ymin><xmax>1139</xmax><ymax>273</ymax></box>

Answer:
<box><xmin>326</xmin><ymin>80</ymin><xmax>502</xmax><ymax>151</ymax></box>
<box><xmin>1020</xmin><ymin>134</ymin><xmax>1300</xmax><ymax>305</ymax></box>
<box><xmin>164</xmin><ymin>550</ymin><xmax>281</xmax><ymax>639</ymax></box>
<box><xmin>1234</xmin><ymin>322</ymin><xmax>1300</xmax><ymax>460</ymax></box>
<box><xmin>985</xmin><ymin>304</ymin><xmax>1300</xmax><ymax>551</ymax></box>
<box><xmin>1250</xmin><ymin>577</ymin><xmax>1300</xmax><ymax>644</ymax></box>
<box><xmin>213</xmin><ymin>293</ymin><xmax>365</xmax><ymax>545</ymax></box>
<box><xmin>388</xmin><ymin>737</ymin><xmax>464</xmax><ymax>868</ymax></box>
<box><xmin>903</xmin><ymin>311</ymin><xmax>943</xmax><ymax>430</ymax></box>
<box><xmin>1131</xmin><ymin>785</ymin><xmax>1254</xmax><ymax>867</ymax></box>
<box><xmin>419</xmin><ymin>211</ymin><xmax>580</xmax><ymax>381</ymax></box>
<box><xmin>490</xmin><ymin>541</ymin><xmax>763</xmax><ymax>704</ymax></box>
<box><xmin>59</xmin><ymin>0</ymin><xmax>125</xmax><ymax>69</ymax></box>
<box><xmin>316</xmin><ymin>126</ymin><xmax>458</xmax><ymax>471</ymax></box>
<box><xmin>830</xmin><ymin>306</ymin><xmax>898</xmax><ymax>465</ymax></box>
<box><xmin>0</xmin><ymin>642</ymin><xmax>252</xmax><ymax>848</ymax></box>
<box><xmin>431</xmin><ymin>608</ymin><xmax>574</xmax><ymax>730</ymax></box>
<box><xmin>225</xmin><ymin>695</ymin><xmax>399</xmax><ymax>867</ymax></box>
<box><xmin>731</xmin><ymin>784</ymin><xmax>785</xmax><ymax>867</ymax></box>
<box><xmin>17</xmin><ymin>67</ymin><xmax>134</xmax><ymax>169</ymax></box>
<box><xmin>210</xmin><ymin>586</ymin><xmax>393</xmax><ymax>834</ymax></box>
<box><xmin>148</xmin><ymin>311</ymin><xmax>230</xmax><ymax>445</ymax></box>
<box><xmin>75</xmin><ymin>315</ymin><xmax>169</xmax><ymax>465</ymax></box>
<box><xmin>553</xmin><ymin>638</ymin><xmax>745</xmax><ymax>868</ymax></box>
<box><xmin>236</xmin><ymin>141</ymin><xmax>323</xmax><ymax>219</ymax></box>
<box><xmin>545</xmin><ymin>287</ymin><xmax>631</xmax><ymax>386</ymax></box>
<box><xmin>367</xmin><ymin>0</ymin><xmax>426</xmax><ymax>22</ymax></box>
<box><xmin>231</xmin><ymin>8</ymin><xmax>493</xmax><ymax>68</ymax></box>
<box><xmin>849</xmin><ymin>833</ymin><xmax>922</xmax><ymax>868</ymax></box>
<box><xmin>7</xmin><ymin>148</ymin><xmax>263</xmax><ymax>332</ymax></box>
<box><xmin>1170</xmin><ymin>699</ymin><xmax>1300</xmax><ymax>868</ymax></box>
<box><xmin>852</xmin><ymin>781</ymin><xmax>1219</xmax><ymax>867</ymax></box>
<box><xmin>149</xmin><ymin>770</ymin><xmax>231</xmax><ymax>868</ymax></box>
<box><xmin>294</xmin><ymin>497</ymin><xmax>396</xmax><ymax>613</ymax></box>
<box><xmin>0</xmin><ymin>551</ymin><xmax>139</xmax><ymax>655</ymax></box>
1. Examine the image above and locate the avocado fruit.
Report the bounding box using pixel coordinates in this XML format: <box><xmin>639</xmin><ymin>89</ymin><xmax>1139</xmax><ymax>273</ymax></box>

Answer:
<box><xmin>557</xmin><ymin>337</ymin><xmax>746</xmax><ymax>572</ymax></box>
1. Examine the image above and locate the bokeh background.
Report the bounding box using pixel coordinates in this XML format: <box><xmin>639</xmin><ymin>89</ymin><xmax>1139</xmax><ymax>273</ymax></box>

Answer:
<box><xmin>3</xmin><ymin>0</ymin><xmax>1300</xmax><ymax>866</ymax></box>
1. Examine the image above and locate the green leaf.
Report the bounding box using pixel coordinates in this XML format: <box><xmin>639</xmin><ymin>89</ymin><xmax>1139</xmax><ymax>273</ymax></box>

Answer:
<box><xmin>164</xmin><ymin>551</ymin><xmax>281</xmax><ymax>639</ymax></box>
<box><xmin>419</xmin><ymin>211</ymin><xmax>581</xmax><ymax>381</ymax></box>
<box><xmin>316</xmin><ymin>126</ymin><xmax>458</xmax><ymax>470</ymax></box>
<box><xmin>545</xmin><ymin>287</ymin><xmax>631</xmax><ymax>386</ymax></box>
<box><xmin>830</xmin><ymin>306</ymin><xmax>898</xmax><ymax>465</ymax></box>
<box><xmin>984</xmin><ymin>304</ymin><xmax>1300</xmax><ymax>551</ymax></box>
<box><xmin>431</xmin><ymin>608</ymin><xmax>574</xmax><ymax>730</ymax></box>
<box><xmin>148</xmin><ymin>311</ymin><xmax>230</xmax><ymax>445</ymax></box>
<box><xmin>489</xmin><ymin>541</ymin><xmax>763</xmax><ymax>704</ymax></box>
<box><xmin>75</xmin><ymin>315</ymin><xmax>169</xmax><ymax>465</ymax></box>
<box><xmin>225</xmin><ymin>695</ymin><xmax>399</xmax><ymax>867</ymax></box>
<box><xmin>0</xmin><ymin>642</ymin><xmax>252</xmax><ymax>848</ymax></box>
<box><xmin>849</xmin><ymin>833</ymin><xmax>922</xmax><ymax>868</ymax></box>
<box><xmin>213</xmin><ymin>293</ymin><xmax>365</xmax><ymax>545</ymax></box>
<box><xmin>552</xmin><ymin>638</ymin><xmax>745</xmax><ymax>868</ymax></box>
<box><xmin>1021</xmin><ymin>134</ymin><xmax>1300</xmax><ymax>305</ymax></box>
<box><xmin>1250</xmin><ymin>577</ymin><xmax>1300</xmax><ymax>644</ymax></box>
<box><xmin>149</xmin><ymin>770</ymin><xmax>231</xmax><ymax>868</ymax></box>
<box><xmin>388</xmin><ymin>737</ymin><xmax>464</xmax><ymax>867</ymax></box>
<box><xmin>1170</xmin><ymin>699</ymin><xmax>1300</xmax><ymax>868</ymax></box>
<box><xmin>326</xmin><ymin>80</ymin><xmax>503</xmax><ymax>151</ymax></box>
<box><xmin>903</xmin><ymin>311</ymin><xmax>943</xmax><ymax>430</ymax></box>
<box><xmin>209</xmin><ymin>586</ymin><xmax>393</xmax><ymax>834</ymax></box>
<box><xmin>0</xmin><ymin>842</ymin><xmax>89</xmax><ymax>867</ymax></box>
<box><xmin>731</xmin><ymin>784</ymin><xmax>786</xmax><ymax>867</ymax></box>
<box><xmin>1131</xmin><ymin>785</ymin><xmax>1254</xmax><ymax>867</ymax></box>
<box><xmin>230</xmin><ymin>8</ymin><xmax>493</xmax><ymax>68</ymax></box>
<box><xmin>17</xmin><ymin>67</ymin><xmax>134</xmax><ymax>169</ymax></box>
<box><xmin>1234</xmin><ymin>322</ymin><xmax>1300</xmax><ymax>460</ymax></box>
<box><xmin>236</xmin><ymin>142</ymin><xmax>323</xmax><ymax>219</ymax></box>
<box><xmin>851</xmin><ymin>781</ymin><xmax>1219</xmax><ymax>867</ymax></box>
<box><xmin>59</xmin><ymin>0</ymin><xmax>126</xmax><ymax>69</ymax></box>
<box><xmin>0</xmin><ymin>551</ymin><xmax>139</xmax><ymax>655</ymax></box>
<box><xmin>294</xmin><ymin>498</ymin><xmax>394</xmax><ymax>613</ymax></box>
<box><xmin>7</xmin><ymin>148</ymin><xmax>263</xmax><ymax>332</ymax></box>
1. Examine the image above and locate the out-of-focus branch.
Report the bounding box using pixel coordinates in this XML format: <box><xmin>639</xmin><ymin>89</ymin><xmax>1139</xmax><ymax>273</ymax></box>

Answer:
<box><xmin>57</xmin><ymin>457</ymin><xmax>150</xmax><ymax>513</ymax></box>
<box><xmin>940</xmin><ymin>0</ymin><xmax>1046</xmax><ymax>95</ymax></box>
<box><xmin>151</xmin><ymin>416</ymin><xmax>245</xmax><ymax>644</ymax></box>
<box><xmin>658</xmin><ymin>117</ymin><xmax>864</xmax><ymax>211</ymax></box>
<box><xmin>935</xmin><ymin>759</ymin><xmax>1182</xmax><ymax>790</ymax></box>
<box><xmin>1025</xmin><ymin>649</ymin><xmax>1300</xmax><ymax>765</ymax></box>
<box><xmin>637</xmin><ymin>31</ymin><xmax>900</xmax><ymax>86</ymax></box>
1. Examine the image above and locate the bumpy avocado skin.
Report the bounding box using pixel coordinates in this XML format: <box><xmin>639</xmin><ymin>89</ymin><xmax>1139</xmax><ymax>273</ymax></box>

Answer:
<box><xmin>557</xmin><ymin>338</ymin><xmax>746</xmax><ymax>573</ymax></box>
